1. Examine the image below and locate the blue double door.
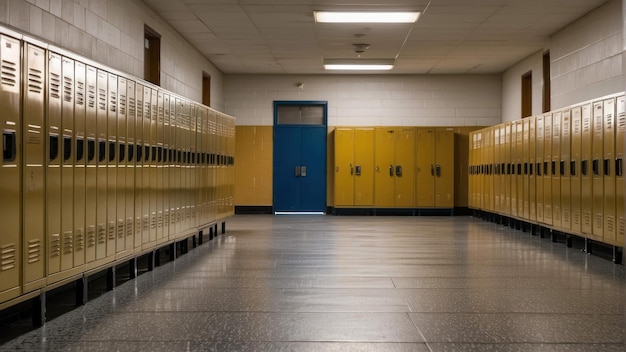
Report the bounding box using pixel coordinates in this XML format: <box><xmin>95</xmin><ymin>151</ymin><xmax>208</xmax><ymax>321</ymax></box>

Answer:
<box><xmin>273</xmin><ymin>103</ymin><xmax>327</xmax><ymax>213</ymax></box>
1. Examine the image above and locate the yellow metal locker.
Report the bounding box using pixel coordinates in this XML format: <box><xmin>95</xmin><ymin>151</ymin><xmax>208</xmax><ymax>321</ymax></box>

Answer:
<box><xmin>591</xmin><ymin>101</ymin><xmax>604</xmax><ymax>239</ymax></box>
<box><xmin>504</xmin><ymin>123</ymin><xmax>511</xmax><ymax>215</ymax></box>
<box><xmin>47</xmin><ymin>52</ymin><xmax>63</xmax><ymax>275</ymax></box>
<box><xmin>0</xmin><ymin>33</ymin><xmax>21</xmax><ymax>302</ymax></box>
<box><xmin>551</xmin><ymin>111</ymin><xmax>561</xmax><ymax>229</ymax></box>
<box><xmin>148</xmin><ymin>88</ymin><xmax>158</xmax><ymax>244</ymax></box>
<box><xmin>416</xmin><ymin>128</ymin><xmax>435</xmax><ymax>208</ymax></box>
<box><xmin>134</xmin><ymin>83</ymin><xmax>144</xmax><ymax>250</ymax></box>
<box><xmin>125</xmin><ymin>79</ymin><xmax>136</xmax><ymax>251</ymax></box>
<box><xmin>467</xmin><ymin>131</ymin><xmax>474</xmax><ymax>209</ymax></box>
<box><xmin>522</xmin><ymin>118</ymin><xmax>530</xmax><ymax>220</ymax></box>
<box><xmin>581</xmin><ymin>103</ymin><xmax>593</xmax><ymax>235</ymax></box>
<box><xmin>515</xmin><ymin>120</ymin><xmax>524</xmax><ymax>218</ymax></box>
<box><xmin>560</xmin><ymin>110</ymin><xmax>572</xmax><ymax>231</ymax></box>
<box><xmin>435</xmin><ymin>130</ymin><xmax>455</xmax><ymax>208</ymax></box>
<box><xmin>528</xmin><ymin>117</ymin><xmax>537</xmax><ymax>222</ymax></box>
<box><xmin>374</xmin><ymin>128</ymin><xmax>395</xmax><ymax>207</ymax></box>
<box><xmin>615</xmin><ymin>96</ymin><xmax>625</xmax><ymax>246</ymax></box>
<box><xmin>484</xmin><ymin>127</ymin><xmax>494</xmax><ymax>213</ymax></box>
<box><xmin>106</xmin><ymin>73</ymin><xmax>117</xmax><ymax>259</ymax></box>
<box><xmin>535</xmin><ymin>115</ymin><xmax>544</xmax><ymax>223</ymax></box>
<box><xmin>22</xmin><ymin>42</ymin><xmax>46</xmax><ymax>293</ymax></box>
<box><xmin>73</xmin><ymin>61</ymin><xmax>86</xmax><ymax>269</ymax></box>
<box><xmin>60</xmin><ymin>56</ymin><xmax>75</xmax><ymax>274</ymax></box>
<box><xmin>85</xmin><ymin>65</ymin><xmax>97</xmax><ymax>263</ymax></box>
<box><xmin>603</xmin><ymin>98</ymin><xmax>616</xmax><ymax>245</ymax></box>
<box><xmin>498</xmin><ymin>124</ymin><xmax>506</xmax><ymax>212</ymax></box>
<box><xmin>493</xmin><ymin>127</ymin><xmax>500</xmax><ymax>211</ymax></box>
<box><xmin>394</xmin><ymin>128</ymin><xmax>415</xmax><ymax>207</ymax></box>
<box><xmin>116</xmin><ymin>76</ymin><xmax>129</xmax><ymax>257</ymax></box>
<box><xmin>543</xmin><ymin>113</ymin><xmax>553</xmax><ymax>226</ymax></box>
<box><xmin>334</xmin><ymin>128</ymin><xmax>355</xmax><ymax>206</ymax></box>
<box><xmin>570</xmin><ymin>106</ymin><xmax>582</xmax><ymax>235</ymax></box>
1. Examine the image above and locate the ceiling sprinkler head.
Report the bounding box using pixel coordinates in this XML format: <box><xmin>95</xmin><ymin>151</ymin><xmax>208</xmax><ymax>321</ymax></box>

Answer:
<box><xmin>352</xmin><ymin>43</ymin><xmax>370</xmax><ymax>54</ymax></box>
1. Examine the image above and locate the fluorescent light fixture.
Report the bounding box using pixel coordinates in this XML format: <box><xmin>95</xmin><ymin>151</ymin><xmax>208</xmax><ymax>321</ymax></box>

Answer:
<box><xmin>314</xmin><ymin>11</ymin><xmax>420</xmax><ymax>23</ymax></box>
<box><xmin>324</xmin><ymin>59</ymin><xmax>395</xmax><ymax>71</ymax></box>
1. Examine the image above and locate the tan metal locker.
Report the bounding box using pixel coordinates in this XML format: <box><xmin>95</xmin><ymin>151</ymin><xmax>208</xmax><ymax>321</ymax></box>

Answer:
<box><xmin>528</xmin><ymin>116</ymin><xmax>537</xmax><ymax>222</ymax></box>
<box><xmin>509</xmin><ymin>122</ymin><xmax>517</xmax><ymax>216</ymax></box>
<box><xmin>116</xmin><ymin>76</ymin><xmax>129</xmax><ymax>257</ymax></box>
<box><xmin>551</xmin><ymin>112</ymin><xmax>561</xmax><ymax>229</ymax></box>
<box><xmin>47</xmin><ymin>51</ymin><xmax>63</xmax><ymax>275</ymax></box>
<box><xmin>467</xmin><ymin>131</ymin><xmax>475</xmax><ymax>209</ymax></box>
<box><xmin>162</xmin><ymin>93</ymin><xmax>171</xmax><ymax>239</ymax></box>
<box><xmin>149</xmin><ymin>88</ymin><xmax>158</xmax><ymax>244</ymax></box>
<box><xmin>134</xmin><ymin>83</ymin><xmax>144</xmax><ymax>250</ymax></box>
<box><xmin>416</xmin><ymin>128</ymin><xmax>435</xmax><ymax>208</ymax></box>
<box><xmin>334</xmin><ymin>128</ymin><xmax>355</xmax><ymax>206</ymax></box>
<box><xmin>615</xmin><ymin>96</ymin><xmax>625</xmax><ymax>246</ymax></box>
<box><xmin>94</xmin><ymin>69</ymin><xmax>108</xmax><ymax>262</ymax></box>
<box><xmin>543</xmin><ymin>113</ymin><xmax>553</xmax><ymax>226</ymax></box>
<box><xmin>504</xmin><ymin>123</ymin><xmax>511</xmax><ymax>215</ymax></box>
<box><xmin>484</xmin><ymin>127</ymin><xmax>494</xmax><ymax>213</ymax></box>
<box><xmin>173</xmin><ymin>98</ymin><xmax>183</xmax><ymax>236</ymax></box>
<box><xmin>85</xmin><ymin>65</ymin><xmax>97</xmax><ymax>263</ymax></box>
<box><xmin>581</xmin><ymin>103</ymin><xmax>593</xmax><ymax>235</ymax></box>
<box><xmin>73</xmin><ymin>61</ymin><xmax>86</xmax><ymax>269</ymax></box>
<box><xmin>142</xmin><ymin>86</ymin><xmax>152</xmax><ymax>248</ymax></box>
<box><xmin>602</xmin><ymin>98</ymin><xmax>616</xmax><ymax>245</ymax></box>
<box><xmin>156</xmin><ymin>91</ymin><xmax>165</xmax><ymax>242</ymax></box>
<box><xmin>189</xmin><ymin>104</ymin><xmax>198</xmax><ymax>229</ymax></box>
<box><xmin>197</xmin><ymin>107</ymin><xmax>207</xmax><ymax>224</ymax></box>
<box><xmin>476</xmin><ymin>131</ymin><xmax>484</xmax><ymax>210</ymax></box>
<box><xmin>22</xmin><ymin>41</ymin><xmax>46</xmax><ymax>293</ymax></box>
<box><xmin>535</xmin><ymin>115</ymin><xmax>544</xmax><ymax>223</ymax></box>
<box><xmin>493</xmin><ymin>127</ymin><xmax>500</xmax><ymax>211</ymax></box>
<box><xmin>560</xmin><ymin>110</ymin><xmax>572</xmax><ymax>231</ymax></box>
<box><xmin>498</xmin><ymin>124</ymin><xmax>506</xmax><ymax>212</ymax></box>
<box><xmin>125</xmin><ymin>80</ymin><xmax>136</xmax><ymax>251</ymax></box>
<box><xmin>522</xmin><ymin>118</ymin><xmax>530</xmax><ymax>220</ymax></box>
<box><xmin>60</xmin><ymin>56</ymin><xmax>75</xmax><ymax>274</ymax></box>
<box><xmin>570</xmin><ymin>106</ymin><xmax>582</xmax><ymax>235</ymax></box>
<box><xmin>435</xmin><ymin>130</ymin><xmax>455</xmax><ymax>208</ymax></box>
<box><xmin>591</xmin><ymin>101</ymin><xmax>603</xmax><ymax>239</ymax></box>
<box><xmin>106</xmin><ymin>73</ymin><xmax>117</xmax><ymax>259</ymax></box>
<box><xmin>515</xmin><ymin>120</ymin><xmax>524</xmax><ymax>218</ymax></box>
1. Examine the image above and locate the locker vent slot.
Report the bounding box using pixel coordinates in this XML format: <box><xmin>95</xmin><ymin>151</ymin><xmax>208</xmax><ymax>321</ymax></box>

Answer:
<box><xmin>87</xmin><ymin>225</ymin><xmax>96</xmax><ymax>247</ymax></box>
<box><xmin>1</xmin><ymin>59</ymin><xmax>17</xmax><ymax>87</ymax></box>
<box><xmin>157</xmin><ymin>213</ymin><xmax>163</xmax><ymax>229</ymax></box>
<box><xmin>98</xmin><ymin>88</ymin><xmax>106</xmax><ymax>110</ymax></box>
<box><xmin>151</xmin><ymin>214</ymin><xmax>157</xmax><ymax>229</ymax></box>
<box><xmin>97</xmin><ymin>224</ymin><xmax>106</xmax><ymax>244</ymax></box>
<box><xmin>136</xmin><ymin>216</ymin><xmax>142</xmax><ymax>235</ymax></box>
<box><xmin>128</xmin><ymin>97</ymin><xmax>136</xmax><ymax>116</ymax></box>
<box><xmin>606</xmin><ymin>216</ymin><xmax>615</xmax><ymax>233</ymax></box>
<box><xmin>49</xmin><ymin>72</ymin><xmax>61</xmax><ymax>99</ymax></box>
<box><xmin>3</xmin><ymin>131</ymin><xmax>16</xmax><ymax>162</ymax></box>
<box><xmin>108</xmin><ymin>221</ymin><xmax>116</xmax><ymax>241</ymax></box>
<box><xmin>75</xmin><ymin>228</ymin><xmax>84</xmax><ymax>251</ymax></box>
<box><xmin>50</xmin><ymin>234</ymin><xmax>61</xmax><ymax>258</ymax></box>
<box><xmin>63</xmin><ymin>76</ymin><xmax>73</xmax><ymax>102</ymax></box>
<box><xmin>76</xmin><ymin>81</ymin><xmax>85</xmax><ymax>106</ymax></box>
<box><xmin>119</xmin><ymin>94</ymin><xmax>127</xmax><ymax>115</ymax></box>
<box><xmin>28</xmin><ymin>68</ymin><xmax>43</xmax><ymax>93</ymax></box>
<box><xmin>110</xmin><ymin>91</ymin><xmax>117</xmax><ymax>113</ymax></box>
<box><xmin>143</xmin><ymin>216</ymin><xmax>149</xmax><ymax>231</ymax></box>
<box><xmin>117</xmin><ymin>219</ymin><xmax>125</xmax><ymax>239</ymax></box>
<box><xmin>27</xmin><ymin>239</ymin><xmax>41</xmax><ymax>264</ymax></box>
<box><xmin>63</xmin><ymin>231</ymin><xmax>73</xmax><ymax>255</ymax></box>
<box><xmin>88</xmin><ymin>84</ymin><xmax>96</xmax><ymax>108</ymax></box>
<box><xmin>126</xmin><ymin>218</ymin><xmax>133</xmax><ymax>237</ymax></box>
<box><xmin>0</xmin><ymin>243</ymin><xmax>17</xmax><ymax>271</ymax></box>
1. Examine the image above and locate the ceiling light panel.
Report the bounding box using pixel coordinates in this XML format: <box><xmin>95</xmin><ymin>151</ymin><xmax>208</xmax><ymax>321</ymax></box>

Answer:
<box><xmin>314</xmin><ymin>11</ymin><xmax>420</xmax><ymax>23</ymax></box>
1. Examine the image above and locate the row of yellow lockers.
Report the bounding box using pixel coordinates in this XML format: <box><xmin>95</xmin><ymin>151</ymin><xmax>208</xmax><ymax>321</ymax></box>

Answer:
<box><xmin>334</xmin><ymin>127</ymin><xmax>454</xmax><ymax>208</ymax></box>
<box><xmin>0</xmin><ymin>28</ymin><xmax>235</xmax><ymax>307</ymax></box>
<box><xmin>468</xmin><ymin>94</ymin><xmax>625</xmax><ymax>247</ymax></box>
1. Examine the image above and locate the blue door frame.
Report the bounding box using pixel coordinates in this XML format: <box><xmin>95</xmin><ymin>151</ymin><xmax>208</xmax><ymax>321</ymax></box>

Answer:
<box><xmin>273</xmin><ymin>101</ymin><xmax>327</xmax><ymax>213</ymax></box>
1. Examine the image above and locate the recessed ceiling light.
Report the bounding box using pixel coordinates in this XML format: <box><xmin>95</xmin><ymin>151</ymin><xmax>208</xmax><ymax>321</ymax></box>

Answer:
<box><xmin>314</xmin><ymin>11</ymin><xmax>420</xmax><ymax>23</ymax></box>
<box><xmin>324</xmin><ymin>59</ymin><xmax>395</xmax><ymax>71</ymax></box>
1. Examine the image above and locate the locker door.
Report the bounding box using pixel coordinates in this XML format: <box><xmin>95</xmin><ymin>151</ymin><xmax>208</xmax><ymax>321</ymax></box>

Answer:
<box><xmin>581</xmin><ymin>103</ymin><xmax>593</xmax><ymax>235</ymax></box>
<box><xmin>60</xmin><ymin>56</ymin><xmax>75</xmax><ymax>273</ymax></box>
<box><xmin>125</xmin><ymin>80</ymin><xmax>136</xmax><ymax>251</ymax></box>
<box><xmin>561</xmin><ymin>110</ymin><xmax>572</xmax><ymax>231</ymax></box>
<box><xmin>484</xmin><ymin>127</ymin><xmax>494</xmax><ymax>213</ymax></box>
<box><xmin>47</xmin><ymin>52</ymin><xmax>63</xmax><ymax>275</ymax></box>
<box><xmin>435</xmin><ymin>130</ymin><xmax>454</xmax><ymax>208</ymax></box>
<box><xmin>522</xmin><ymin>118</ymin><xmax>530</xmax><ymax>220</ymax></box>
<box><xmin>503</xmin><ymin>123</ymin><xmax>511</xmax><ymax>215</ymax></box>
<box><xmin>134</xmin><ymin>83</ymin><xmax>144</xmax><ymax>249</ymax></box>
<box><xmin>142</xmin><ymin>86</ymin><xmax>152</xmax><ymax>246</ymax></box>
<box><xmin>188</xmin><ymin>104</ymin><xmax>197</xmax><ymax>229</ymax></box>
<box><xmin>467</xmin><ymin>131</ymin><xmax>474</xmax><ymax>209</ymax></box>
<box><xmin>22</xmin><ymin>42</ymin><xmax>46</xmax><ymax>293</ymax></box>
<box><xmin>528</xmin><ymin>117</ymin><xmax>537</xmax><ymax>222</ymax></box>
<box><xmin>535</xmin><ymin>116</ymin><xmax>544</xmax><ymax>223</ymax></box>
<box><xmin>85</xmin><ymin>66</ymin><xmax>97</xmax><ymax>262</ymax></box>
<box><xmin>354</xmin><ymin>128</ymin><xmax>374</xmax><ymax>206</ymax></box>
<box><xmin>149</xmin><ymin>89</ymin><xmax>157</xmax><ymax>243</ymax></box>
<box><xmin>416</xmin><ymin>128</ymin><xmax>435</xmax><ymax>207</ymax></box>
<box><xmin>543</xmin><ymin>114</ymin><xmax>553</xmax><ymax>226</ymax></box>
<box><xmin>395</xmin><ymin>128</ymin><xmax>415</xmax><ymax>207</ymax></box>
<box><xmin>334</xmin><ymin>128</ymin><xmax>355</xmax><ymax>206</ymax></box>
<box><xmin>95</xmin><ymin>69</ymin><xmax>108</xmax><ymax>261</ymax></box>
<box><xmin>162</xmin><ymin>93</ymin><xmax>170</xmax><ymax>237</ymax></box>
<box><xmin>116</xmin><ymin>76</ymin><xmax>128</xmax><ymax>256</ymax></box>
<box><xmin>493</xmin><ymin>127</ymin><xmax>501</xmax><ymax>211</ymax></box>
<box><xmin>73</xmin><ymin>61</ymin><xmax>86</xmax><ymax>269</ymax></box>
<box><xmin>510</xmin><ymin>122</ymin><xmax>518</xmax><ymax>217</ymax></box>
<box><xmin>515</xmin><ymin>120</ymin><xmax>524</xmax><ymax>218</ymax></box>
<box><xmin>591</xmin><ymin>101</ymin><xmax>604</xmax><ymax>239</ymax></box>
<box><xmin>374</xmin><ymin>128</ymin><xmax>395</xmax><ymax>207</ymax></box>
<box><xmin>498</xmin><ymin>124</ymin><xmax>506</xmax><ymax>211</ymax></box>
<box><xmin>551</xmin><ymin>112</ymin><xmax>561</xmax><ymax>228</ymax></box>
<box><xmin>156</xmin><ymin>91</ymin><xmax>165</xmax><ymax>242</ymax></box>
<box><xmin>0</xmin><ymin>34</ymin><xmax>21</xmax><ymax>301</ymax></box>
<box><xmin>106</xmin><ymin>73</ymin><xmax>117</xmax><ymax>259</ymax></box>
<box><xmin>615</xmin><ymin>96</ymin><xmax>625</xmax><ymax>246</ymax></box>
<box><xmin>570</xmin><ymin>107</ymin><xmax>582</xmax><ymax>235</ymax></box>
<box><xmin>603</xmin><ymin>98</ymin><xmax>616</xmax><ymax>244</ymax></box>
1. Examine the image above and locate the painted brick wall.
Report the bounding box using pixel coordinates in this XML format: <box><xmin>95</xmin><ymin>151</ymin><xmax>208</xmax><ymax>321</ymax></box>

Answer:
<box><xmin>224</xmin><ymin>74</ymin><xmax>502</xmax><ymax>127</ymax></box>
<box><xmin>0</xmin><ymin>0</ymin><xmax>224</xmax><ymax>111</ymax></box>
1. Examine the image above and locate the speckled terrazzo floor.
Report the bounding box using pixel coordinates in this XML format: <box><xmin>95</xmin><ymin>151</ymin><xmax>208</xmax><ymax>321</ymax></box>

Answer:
<box><xmin>1</xmin><ymin>215</ymin><xmax>625</xmax><ymax>351</ymax></box>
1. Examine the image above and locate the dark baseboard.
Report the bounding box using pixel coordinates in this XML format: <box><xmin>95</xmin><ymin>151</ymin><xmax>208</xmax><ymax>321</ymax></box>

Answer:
<box><xmin>235</xmin><ymin>206</ymin><xmax>273</xmax><ymax>214</ymax></box>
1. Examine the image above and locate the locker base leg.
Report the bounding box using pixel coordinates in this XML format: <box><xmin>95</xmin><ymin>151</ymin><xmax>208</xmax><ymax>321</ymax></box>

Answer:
<box><xmin>181</xmin><ymin>239</ymin><xmax>189</xmax><ymax>254</ymax></box>
<box><xmin>198</xmin><ymin>230</ymin><xmax>203</xmax><ymax>245</ymax></box>
<box><xmin>214</xmin><ymin>224</ymin><xmax>218</xmax><ymax>237</ymax></box>
<box><xmin>106</xmin><ymin>267</ymin><xmax>116</xmax><ymax>291</ymax></box>
<box><xmin>129</xmin><ymin>258</ymin><xmax>138</xmax><ymax>279</ymax></box>
<box><xmin>566</xmin><ymin>235</ymin><xmax>573</xmax><ymax>248</ymax></box>
<box><xmin>169</xmin><ymin>243</ymin><xmax>176</xmax><ymax>261</ymax></box>
<box><xmin>539</xmin><ymin>227</ymin><xmax>546</xmax><ymax>239</ymax></box>
<box><xmin>551</xmin><ymin>230</ymin><xmax>558</xmax><ymax>243</ymax></box>
<box><xmin>209</xmin><ymin>227</ymin><xmax>214</xmax><ymax>240</ymax></box>
<box><xmin>222</xmin><ymin>222</ymin><xmax>226</xmax><ymax>234</ymax></box>
<box><xmin>75</xmin><ymin>276</ymin><xmax>88</xmax><ymax>306</ymax></box>
<box><xmin>31</xmin><ymin>291</ymin><xmax>46</xmax><ymax>327</ymax></box>
<box><xmin>612</xmin><ymin>247</ymin><xmax>622</xmax><ymax>264</ymax></box>
<box><xmin>584</xmin><ymin>238</ymin><xmax>593</xmax><ymax>254</ymax></box>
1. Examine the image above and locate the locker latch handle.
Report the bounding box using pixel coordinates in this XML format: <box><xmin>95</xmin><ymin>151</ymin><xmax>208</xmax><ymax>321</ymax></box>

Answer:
<box><xmin>431</xmin><ymin>164</ymin><xmax>435</xmax><ymax>176</ymax></box>
<box><xmin>109</xmin><ymin>141</ymin><xmax>116</xmax><ymax>162</ymax></box>
<box><xmin>119</xmin><ymin>143</ymin><xmax>126</xmax><ymax>162</ymax></box>
<box><xmin>128</xmin><ymin>144</ymin><xmax>134</xmax><ymax>162</ymax></box>
<box><xmin>570</xmin><ymin>161</ymin><xmax>576</xmax><ymax>176</ymax></box>
<box><xmin>63</xmin><ymin>136</ymin><xmax>72</xmax><ymax>161</ymax></box>
<box><xmin>3</xmin><ymin>130</ymin><xmax>16</xmax><ymax>162</ymax></box>
<box><xmin>604</xmin><ymin>159</ymin><xmax>610</xmax><ymax>176</ymax></box>
<box><xmin>98</xmin><ymin>140</ymin><xmax>106</xmax><ymax>162</ymax></box>
<box><xmin>301</xmin><ymin>166</ymin><xmax>306</xmax><ymax>177</ymax></box>
<box><xmin>616</xmin><ymin>158</ymin><xmax>623</xmax><ymax>177</ymax></box>
<box><xmin>355</xmin><ymin>165</ymin><xmax>361</xmax><ymax>176</ymax></box>
<box><xmin>295</xmin><ymin>166</ymin><xmax>300</xmax><ymax>177</ymax></box>
<box><xmin>560</xmin><ymin>161</ymin><xmax>565</xmax><ymax>176</ymax></box>
<box><xmin>592</xmin><ymin>159</ymin><xmax>600</xmax><ymax>176</ymax></box>
<box><xmin>436</xmin><ymin>164</ymin><xmax>441</xmax><ymax>177</ymax></box>
<box><xmin>389</xmin><ymin>165</ymin><xmax>393</xmax><ymax>177</ymax></box>
<box><xmin>581</xmin><ymin>160</ymin><xmax>588</xmax><ymax>176</ymax></box>
<box><xmin>87</xmin><ymin>139</ymin><xmax>95</xmax><ymax>162</ymax></box>
<box><xmin>50</xmin><ymin>134</ymin><xmax>60</xmax><ymax>161</ymax></box>
<box><xmin>350</xmin><ymin>163</ymin><xmax>353</xmax><ymax>175</ymax></box>
<box><xmin>396</xmin><ymin>165</ymin><xmax>402</xmax><ymax>176</ymax></box>
<box><xmin>536</xmin><ymin>162</ymin><xmax>542</xmax><ymax>176</ymax></box>
<box><xmin>76</xmin><ymin>138</ymin><xmax>84</xmax><ymax>162</ymax></box>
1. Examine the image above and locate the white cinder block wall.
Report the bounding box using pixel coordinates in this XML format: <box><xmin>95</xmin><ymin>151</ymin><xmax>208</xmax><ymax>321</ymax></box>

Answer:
<box><xmin>224</xmin><ymin>75</ymin><xmax>502</xmax><ymax>127</ymax></box>
<box><xmin>0</xmin><ymin>0</ymin><xmax>224</xmax><ymax>111</ymax></box>
<box><xmin>502</xmin><ymin>0</ymin><xmax>623</xmax><ymax>122</ymax></box>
